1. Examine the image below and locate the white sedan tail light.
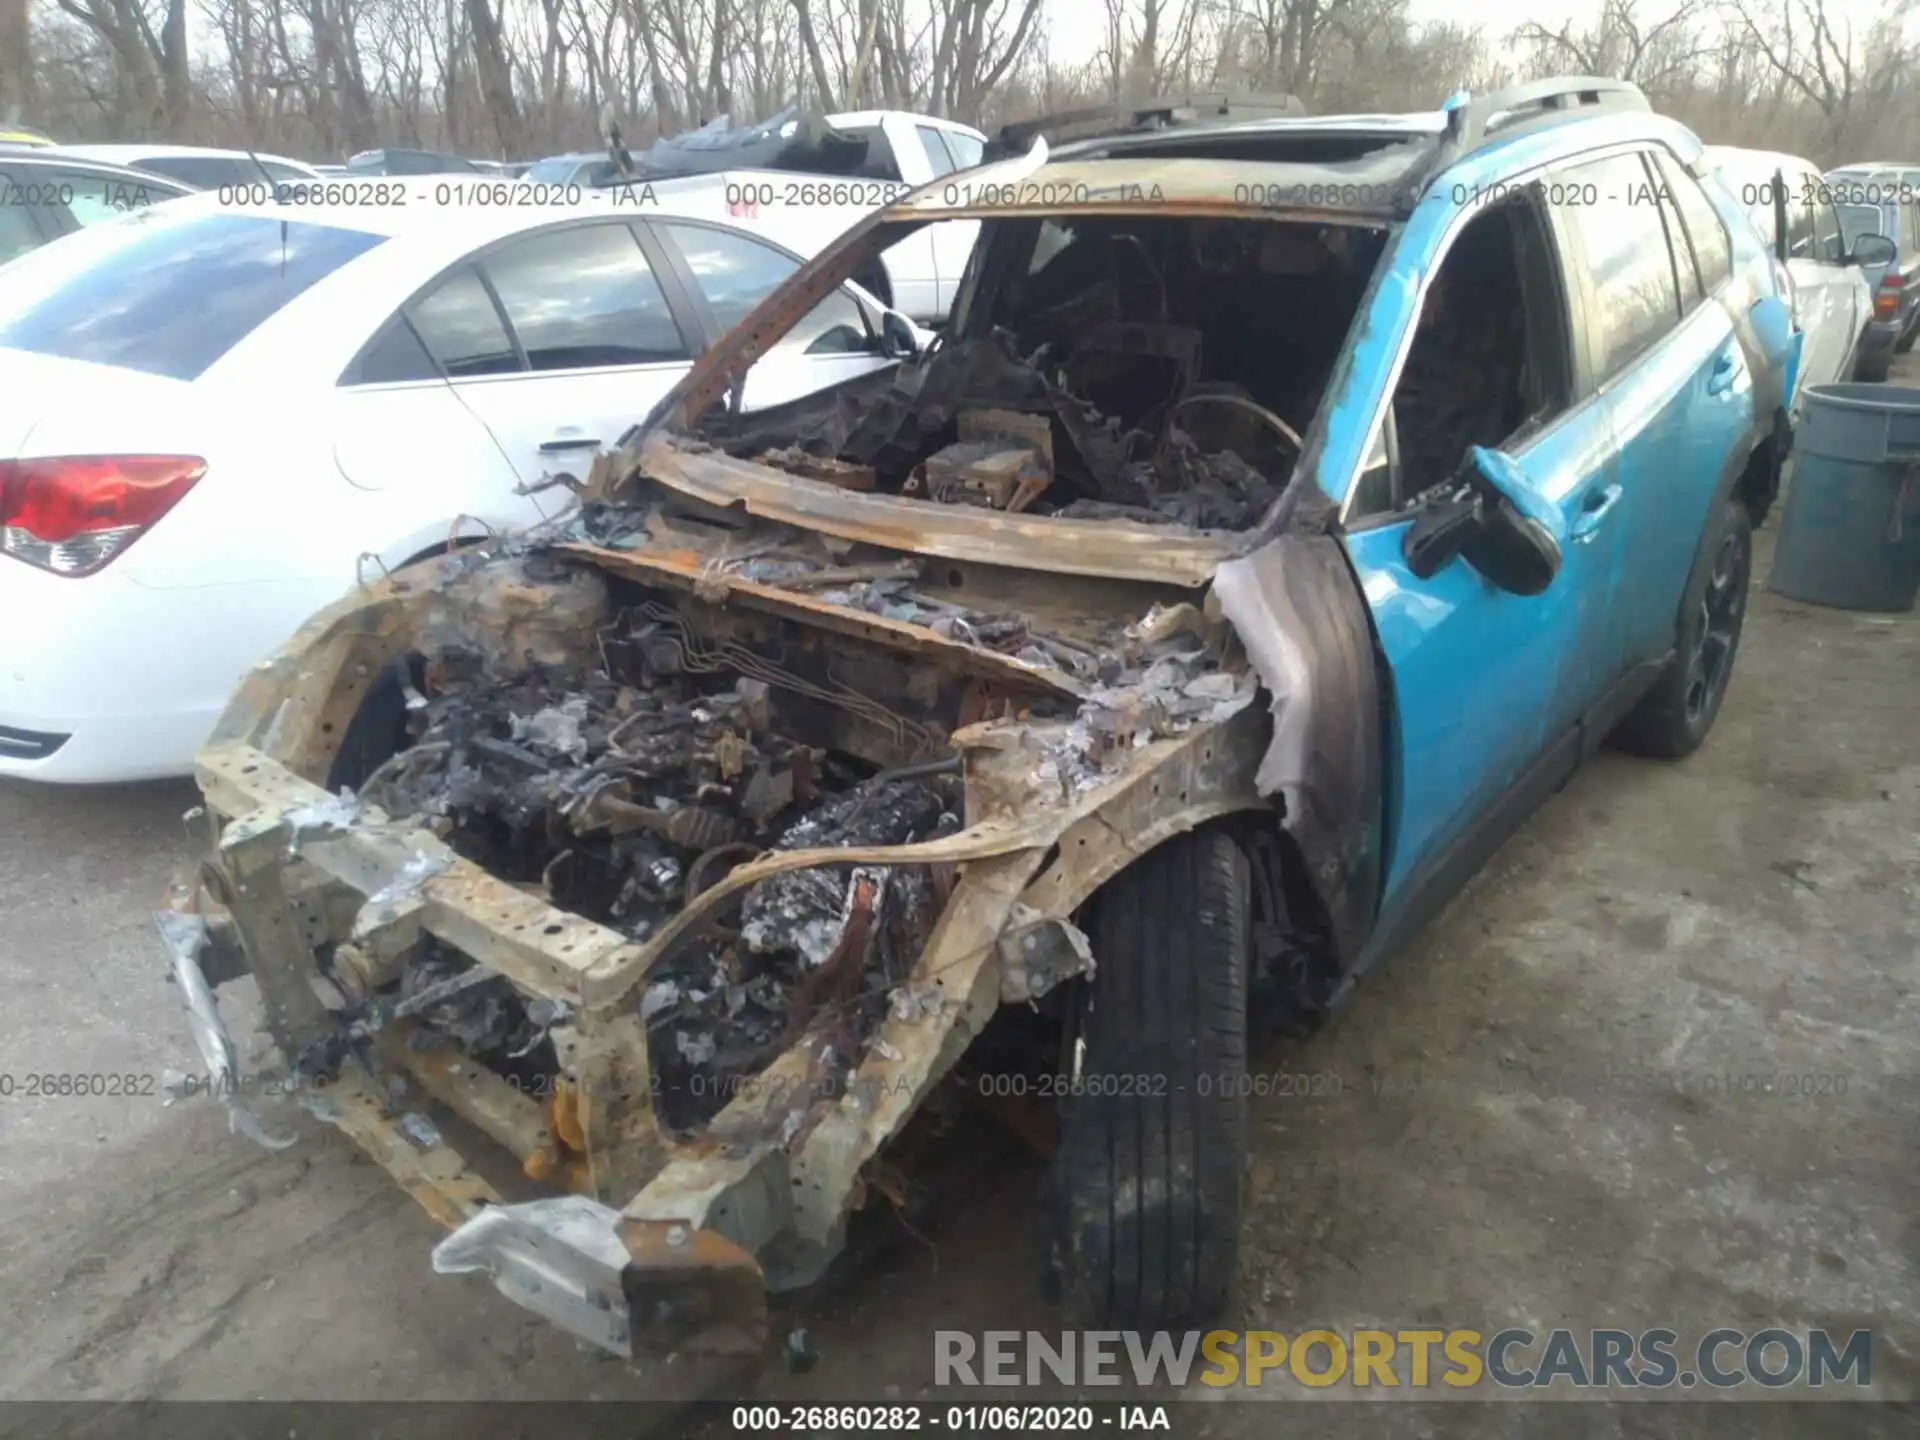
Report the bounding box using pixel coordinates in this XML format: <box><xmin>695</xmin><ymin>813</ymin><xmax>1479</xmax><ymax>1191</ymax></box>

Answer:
<box><xmin>0</xmin><ymin>455</ymin><xmax>205</xmax><ymax>577</ymax></box>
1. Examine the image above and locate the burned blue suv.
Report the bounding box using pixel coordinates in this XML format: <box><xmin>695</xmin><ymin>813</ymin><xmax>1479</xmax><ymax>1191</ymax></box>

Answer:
<box><xmin>166</xmin><ymin>78</ymin><xmax>1802</xmax><ymax>1356</ymax></box>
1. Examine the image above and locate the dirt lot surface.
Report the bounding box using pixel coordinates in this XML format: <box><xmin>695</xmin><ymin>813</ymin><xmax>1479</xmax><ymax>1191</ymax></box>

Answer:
<box><xmin>2</xmin><ymin>438</ymin><xmax>1915</xmax><ymax>1435</ymax></box>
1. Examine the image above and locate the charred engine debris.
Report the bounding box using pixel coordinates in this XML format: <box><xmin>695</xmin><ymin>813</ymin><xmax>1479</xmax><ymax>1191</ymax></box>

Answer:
<box><xmin>295</xmin><ymin>543</ymin><xmax>1260</xmax><ymax>1136</ymax></box>
<box><xmin>694</xmin><ymin>216</ymin><xmax>1386</xmax><ymax>531</ymax></box>
<box><xmin>338</xmin><ymin>619</ymin><xmax>969</xmax><ymax>1132</ymax></box>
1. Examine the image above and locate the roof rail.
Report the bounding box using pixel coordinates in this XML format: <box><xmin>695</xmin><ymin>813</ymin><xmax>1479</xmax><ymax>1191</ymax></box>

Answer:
<box><xmin>1391</xmin><ymin>75</ymin><xmax>1650</xmax><ymax>210</ymax></box>
<box><xmin>1440</xmin><ymin>76</ymin><xmax>1649</xmax><ymax>159</ymax></box>
<box><xmin>984</xmin><ymin>91</ymin><xmax>1308</xmax><ymax>161</ymax></box>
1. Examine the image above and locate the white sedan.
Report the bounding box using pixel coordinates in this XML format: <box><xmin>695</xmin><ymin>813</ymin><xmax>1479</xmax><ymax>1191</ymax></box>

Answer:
<box><xmin>0</xmin><ymin>186</ymin><xmax>913</xmax><ymax>782</ymax></box>
<box><xmin>1703</xmin><ymin>146</ymin><xmax>1875</xmax><ymax>406</ymax></box>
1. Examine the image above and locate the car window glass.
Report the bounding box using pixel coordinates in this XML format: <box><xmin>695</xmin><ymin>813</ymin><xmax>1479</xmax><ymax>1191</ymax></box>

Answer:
<box><xmin>0</xmin><ymin>209</ymin><xmax>383</xmax><ymax>381</ymax></box>
<box><xmin>1374</xmin><ymin>191</ymin><xmax>1571</xmax><ymax>513</ymax></box>
<box><xmin>1656</xmin><ymin>152</ymin><xmax>1731</xmax><ymax>292</ymax></box>
<box><xmin>1651</xmin><ymin>177</ymin><xmax>1701</xmax><ymax>310</ymax></box>
<box><xmin>407</xmin><ymin>266</ymin><xmax>520</xmax><ymax>377</ymax></box>
<box><xmin>1837</xmin><ymin>203</ymin><xmax>1881</xmax><ymax>249</ymax></box>
<box><xmin>522</xmin><ymin>157</ymin><xmax>581</xmax><ymax>184</ymax></box>
<box><xmin>34</xmin><ymin>167</ymin><xmax>176</xmax><ymax>226</ymax></box>
<box><xmin>1811</xmin><ymin>191</ymin><xmax>1844</xmax><ymax>262</ymax></box>
<box><xmin>917</xmin><ymin>125</ymin><xmax>958</xmax><ymax>179</ymax></box>
<box><xmin>483</xmin><ymin>222</ymin><xmax>687</xmax><ymax>369</ymax></box>
<box><xmin>1561</xmin><ymin>151</ymin><xmax>1681</xmax><ymax>381</ymax></box>
<box><xmin>832</xmin><ymin>126</ymin><xmax>902</xmax><ymax>182</ymax></box>
<box><xmin>0</xmin><ymin>193</ymin><xmax>42</xmax><ymax>263</ymax></box>
<box><xmin>133</xmin><ymin>155</ymin><xmax>243</xmax><ymax>188</ymax></box>
<box><xmin>260</xmin><ymin>160</ymin><xmax>311</xmax><ymax>183</ymax></box>
<box><xmin>1784</xmin><ymin>192</ymin><xmax>1816</xmax><ymax>258</ymax></box>
<box><xmin>347</xmin><ymin>316</ymin><xmax>440</xmax><ymax>385</ymax></box>
<box><xmin>942</xmin><ymin>131</ymin><xmax>985</xmax><ymax>170</ymax></box>
<box><xmin>662</xmin><ymin>221</ymin><xmax>868</xmax><ymax>353</ymax></box>
<box><xmin>662</xmin><ymin>221</ymin><xmax>797</xmax><ymax>331</ymax></box>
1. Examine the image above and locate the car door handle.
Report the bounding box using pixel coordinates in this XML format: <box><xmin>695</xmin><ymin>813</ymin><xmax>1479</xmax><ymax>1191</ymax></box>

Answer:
<box><xmin>539</xmin><ymin>436</ymin><xmax>601</xmax><ymax>453</ymax></box>
<box><xmin>1706</xmin><ymin>353</ymin><xmax>1738</xmax><ymax>396</ymax></box>
<box><xmin>1570</xmin><ymin>484</ymin><xmax>1622</xmax><ymax>539</ymax></box>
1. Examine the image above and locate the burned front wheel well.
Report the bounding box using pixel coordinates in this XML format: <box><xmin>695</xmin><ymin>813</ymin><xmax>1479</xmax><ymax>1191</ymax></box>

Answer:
<box><xmin>1224</xmin><ymin>813</ymin><xmax>1342</xmax><ymax>1033</ymax></box>
<box><xmin>1059</xmin><ymin>808</ymin><xmax>1339</xmax><ymax>1037</ymax></box>
<box><xmin>325</xmin><ymin>651</ymin><xmax>426</xmax><ymax>794</ymax></box>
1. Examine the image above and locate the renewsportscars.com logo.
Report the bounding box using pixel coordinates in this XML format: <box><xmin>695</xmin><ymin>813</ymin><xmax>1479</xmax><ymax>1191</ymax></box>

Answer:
<box><xmin>934</xmin><ymin>1327</ymin><xmax>1873</xmax><ymax>1393</ymax></box>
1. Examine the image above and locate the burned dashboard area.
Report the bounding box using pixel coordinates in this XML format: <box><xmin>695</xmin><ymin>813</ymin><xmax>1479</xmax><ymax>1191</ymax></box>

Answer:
<box><xmin>694</xmin><ymin>214</ymin><xmax>1387</xmax><ymax>531</ymax></box>
<box><xmin>310</xmin><ymin>535</ymin><xmax>1250</xmax><ymax>1144</ymax></box>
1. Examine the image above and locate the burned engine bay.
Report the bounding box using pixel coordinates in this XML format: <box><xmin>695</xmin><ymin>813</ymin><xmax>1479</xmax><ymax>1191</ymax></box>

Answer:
<box><xmin>692</xmin><ymin>215</ymin><xmax>1386</xmax><ymax>531</ymax></box>
<box><xmin>302</xmin><ymin>527</ymin><xmax>1263</xmax><ymax>1145</ymax></box>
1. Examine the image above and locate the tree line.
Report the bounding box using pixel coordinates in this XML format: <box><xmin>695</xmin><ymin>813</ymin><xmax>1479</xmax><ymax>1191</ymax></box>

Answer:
<box><xmin>0</xmin><ymin>0</ymin><xmax>1914</xmax><ymax>168</ymax></box>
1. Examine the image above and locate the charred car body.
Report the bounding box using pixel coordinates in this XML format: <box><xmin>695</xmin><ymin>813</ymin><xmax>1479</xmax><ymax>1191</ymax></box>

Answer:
<box><xmin>160</xmin><ymin>77</ymin><xmax>1796</xmax><ymax>1359</ymax></box>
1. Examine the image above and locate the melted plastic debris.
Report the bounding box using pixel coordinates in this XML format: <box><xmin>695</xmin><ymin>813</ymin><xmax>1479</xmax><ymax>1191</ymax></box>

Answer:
<box><xmin>400</xmin><ymin>1112</ymin><xmax>443</xmax><ymax>1149</ymax></box>
<box><xmin>284</xmin><ymin>788</ymin><xmax>362</xmax><ymax>854</ymax></box>
<box><xmin>888</xmin><ymin>982</ymin><xmax>946</xmax><ymax>1024</ymax></box>
<box><xmin>514</xmin><ymin>695</ymin><xmax>592</xmax><ymax>762</ymax></box>
<box><xmin>367</xmin><ymin>850</ymin><xmax>454</xmax><ymax>909</ymax></box>
<box><xmin>154</xmin><ymin>909</ymin><xmax>297</xmax><ymax>1151</ymax></box>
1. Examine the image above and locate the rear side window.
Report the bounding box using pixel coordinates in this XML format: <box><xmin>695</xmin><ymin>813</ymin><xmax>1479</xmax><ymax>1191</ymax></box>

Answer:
<box><xmin>522</xmin><ymin>157</ymin><xmax>585</xmax><ymax>185</ymax></box>
<box><xmin>1784</xmin><ymin>189</ymin><xmax>1816</xmax><ymax>258</ymax></box>
<box><xmin>133</xmin><ymin>154</ymin><xmax>246</xmax><ymax>189</ymax></box>
<box><xmin>1655</xmin><ymin>152</ymin><xmax>1731</xmax><ymax>293</ymax></box>
<box><xmin>917</xmin><ymin>126</ymin><xmax>958</xmax><ymax>179</ymax></box>
<box><xmin>1559</xmin><ymin>151</ymin><xmax>1681</xmax><ymax>382</ymax></box>
<box><xmin>406</xmin><ymin>268</ymin><xmax>518</xmax><ymax>378</ymax></box>
<box><xmin>0</xmin><ymin>210</ymin><xmax>383</xmax><ymax>381</ymax></box>
<box><xmin>1811</xmin><ymin>189</ymin><xmax>1845</xmax><ymax>262</ymax></box>
<box><xmin>61</xmin><ymin>171</ymin><xmax>181</xmax><ymax>226</ymax></box>
<box><xmin>1837</xmin><ymin>203</ymin><xmax>1882</xmax><ymax>249</ymax></box>
<box><xmin>661</xmin><ymin>221</ymin><xmax>798</xmax><ymax>332</ymax></box>
<box><xmin>662</xmin><ymin>221</ymin><xmax>870</xmax><ymax>353</ymax></box>
<box><xmin>482</xmin><ymin>222</ymin><xmax>687</xmax><ymax>369</ymax></box>
<box><xmin>0</xmin><ymin>202</ymin><xmax>43</xmax><ymax>264</ymax></box>
<box><xmin>943</xmin><ymin>131</ymin><xmax>985</xmax><ymax>170</ymax></box>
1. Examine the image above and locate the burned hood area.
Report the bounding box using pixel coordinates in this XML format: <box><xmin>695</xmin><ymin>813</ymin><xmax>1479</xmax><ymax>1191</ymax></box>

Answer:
<box><xmin>688</xmin><ymin>213</ymin><xmax>1387</xmax><ymax>531</ymax></box>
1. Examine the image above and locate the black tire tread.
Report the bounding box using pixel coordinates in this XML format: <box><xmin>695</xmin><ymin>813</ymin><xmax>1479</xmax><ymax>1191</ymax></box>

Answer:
<box><xmin>1049</xmin><ymin>828</ymin><xmax>1249</xmax><ymax>1329</ymax></box>
<box><xmin>1612</xmin><ymin>497</ymin><xmax>1751</xmax><ymax>760</ymax></box>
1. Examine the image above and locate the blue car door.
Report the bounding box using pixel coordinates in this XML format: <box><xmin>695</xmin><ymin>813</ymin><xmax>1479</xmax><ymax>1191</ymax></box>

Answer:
<box><xmin>1336</xmin><ymin>183</ymin><xmax>1627</xmax><ymax>914</ymax></box>
<box><xmin>1587</xmin><ymin>149</ymin><xmax>1754</xmax><ymax>673</ymax></box>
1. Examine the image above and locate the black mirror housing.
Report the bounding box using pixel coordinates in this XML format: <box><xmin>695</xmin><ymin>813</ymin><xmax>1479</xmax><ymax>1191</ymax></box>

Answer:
<box><xmin>880</xmin><ymin>310</ymin><xmax>921</xmax><ymax>360</ymax></box>
<box><xmin>1400</xmin><ymin>448</ymin><xmax>1564</xmax><ymax>596</ymax></box>
<box><xmin>1850</xmin><ymin>233</ymin><xmax>1897</xmax><ymax>269</ymax></box>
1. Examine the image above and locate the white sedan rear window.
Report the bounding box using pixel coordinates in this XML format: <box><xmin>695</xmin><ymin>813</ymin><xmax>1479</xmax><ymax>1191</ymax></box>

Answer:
<box><xmin>0</xmin><ymin>210</ymin><xmax>383</xmax><ymax>381</ymax></box>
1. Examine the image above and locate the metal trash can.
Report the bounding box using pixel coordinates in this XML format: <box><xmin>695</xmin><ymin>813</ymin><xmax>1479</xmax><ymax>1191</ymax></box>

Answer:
<box><xmin>1769</xmin><ymin>383</ymin><xmax>1920</xmax><ymax>612</ymax></box>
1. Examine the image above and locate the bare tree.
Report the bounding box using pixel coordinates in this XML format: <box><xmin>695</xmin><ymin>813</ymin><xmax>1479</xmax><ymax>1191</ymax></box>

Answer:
<box><xmin>1516</xmin><ymin>0</ymin><xmax>1706</xmax><ymax>94</ymax></box>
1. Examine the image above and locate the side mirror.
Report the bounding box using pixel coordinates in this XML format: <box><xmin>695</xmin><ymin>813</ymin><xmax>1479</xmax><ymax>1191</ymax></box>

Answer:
<box><xmin>1400</xmin><ymin>446</ymin><xmax>1563</xmax><ymax>597</ymax></box>
<box><xmin>880</xmin><ymin>309</ymin><xmax>922</xmax><ymax>361</ymax></box>
<box><xmin>1850</xmin><ymin>232</ymin><xmax>1896</xmax><ymax>268</ymax></box>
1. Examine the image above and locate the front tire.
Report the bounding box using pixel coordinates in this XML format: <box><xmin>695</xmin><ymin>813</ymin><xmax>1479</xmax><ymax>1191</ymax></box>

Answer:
<box><xmin>1613</xmin><ymin>496</ymin><xmax>1753</xmax><ymax>759</ymax></box>
<box><xmin>1046</xmin><ymin>828</ymin><xmax>1250</xmax><ymax>1329</ymax></box>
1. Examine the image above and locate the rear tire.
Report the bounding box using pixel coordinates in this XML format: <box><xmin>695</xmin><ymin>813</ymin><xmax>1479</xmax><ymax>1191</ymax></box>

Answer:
<box><xmin>1046</xmin><ymin>828</ymin><xmax>1250</xmax><ymax>1329</ymax></box>
<box><xmin>1856</xmin><ymin>350</ymin><xmax>1892</xmax><ymax>382</ymax></box>
<box><xmin>1613</xmin><ymin>496</ymin><xmax>1752</xmax><ymax>760</ymax></box>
